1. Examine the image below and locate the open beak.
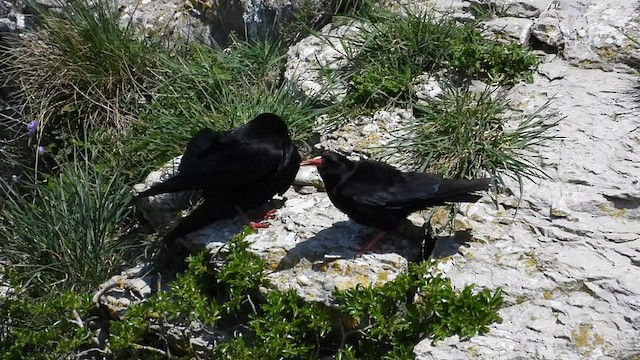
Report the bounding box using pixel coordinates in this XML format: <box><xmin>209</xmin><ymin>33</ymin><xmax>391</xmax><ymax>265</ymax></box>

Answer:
<box><xmin>300</xmin><ymin>157</ymin><xmax>323</xmax><ymax>167</ymax></box>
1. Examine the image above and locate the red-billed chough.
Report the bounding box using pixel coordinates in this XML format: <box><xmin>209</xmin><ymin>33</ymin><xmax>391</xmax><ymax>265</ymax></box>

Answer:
<box><xmin>138</xmin><ymin>113</ymin><xmax>301</xmax><ymax>241</ymax></box>
<box><xmin>301</xmin><ymin>151</ymin><xmax>491</xmax><ymax>254</ymax></box>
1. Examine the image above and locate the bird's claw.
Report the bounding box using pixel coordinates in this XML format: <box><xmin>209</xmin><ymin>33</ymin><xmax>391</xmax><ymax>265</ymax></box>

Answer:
<box><xmin>263</xmin><ymin>209</ymin><xmax>278</xmax><ymax>219</ymax></box>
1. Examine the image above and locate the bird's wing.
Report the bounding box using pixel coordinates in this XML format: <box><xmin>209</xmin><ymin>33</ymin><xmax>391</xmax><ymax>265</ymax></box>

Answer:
<box><xmin>351</xmin><ymin>173</ymin><xmax>443</xmax><ymax>210</ymax></box>
<box><xmin>178</xmin><ymin>135</ymin><xmax>285</xmax><ymax>190</ymax></box>
<box><xmin>179</xmin><ymin>128</ymin><xmax>226</xmax><ymax>172</ymax></box>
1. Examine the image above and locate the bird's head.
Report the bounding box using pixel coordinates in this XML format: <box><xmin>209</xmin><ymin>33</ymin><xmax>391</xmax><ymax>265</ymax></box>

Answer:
<box><xmin>301</xmin><ymin>151</ymin><xmax>355</xmax><ymax>190</ymax></box>
<box><xmin>246</xmin><ymin>113</ymin><xmax>291</xmax><ymax>143</ymax></box>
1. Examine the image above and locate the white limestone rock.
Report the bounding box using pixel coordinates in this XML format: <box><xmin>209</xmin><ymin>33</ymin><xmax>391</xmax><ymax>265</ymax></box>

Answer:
<box><xmin>316</xmin><ymin>107</ymin><xmax>417</xmax><ymax>169</ymax></box>
<box><xmin>532</xmin><ymin>0</ymin><xmax>640</xmax><ymax>70</ymax></box>
<box><xmin>415</xmin><ymin>58</ymin><xmax>640</xmax><ymax>359</ymax></box>
<box><xmin>285</xmin><ymin>23</ymin><xmax>363</xmax><ymax>102</ymax></box>
<box><xmin>482</xmin><ymin>16</ymin><xmax>533</xmax><ymax>44</ymax></box>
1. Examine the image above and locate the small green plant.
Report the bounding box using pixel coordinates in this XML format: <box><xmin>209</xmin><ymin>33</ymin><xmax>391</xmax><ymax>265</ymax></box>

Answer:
<box><xmin>215</xmin><ymin>290</ymin><xmax>333</xmax><ymax>359</ymax></box>
<box><xmin>212</xmin><ymin>227</ymin><xmax>266</xmax><ymax>315</ymax></box>
<box><xmin>108</xmin><ymin>251</ymin><xmax>223</xmax><ymax>356</ymax></box>
<box><xmin>0</xmin><ymin>275</ymin><xmax>95</xmax><ymax>360</ymax></box>
<box><xmin>382</xmin><ymin>86</ymin><xmax>559</xmax><ymax>184</ymax></box>
<box><xmin>108</xmin><ymin>228</ymin><xmax>266</xmax><ymax>356</ymax></box>
<box><xmin>0</xmin><ymin>148</ymin><xmax>144</xmax><ymax>293</ymax></box>
<box><xmin>326</xmin><ymin>4</ymin><xmax>538</xmax><ymax>110</ymax></box>
<box><xmin>334</xmin><ymin>261</ymin><xmax>503</xmax><ymax>358</ymax></box>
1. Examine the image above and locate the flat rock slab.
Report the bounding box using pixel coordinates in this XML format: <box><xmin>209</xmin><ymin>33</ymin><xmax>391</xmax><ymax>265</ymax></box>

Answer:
<box><xmin>168</xmin><ymin>186</ymin><xmax>424</xmax><ymax>305</ymax></box>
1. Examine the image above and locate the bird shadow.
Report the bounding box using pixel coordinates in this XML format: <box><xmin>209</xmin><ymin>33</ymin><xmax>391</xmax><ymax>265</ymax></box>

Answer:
<box><xmin>428</xmin><ymin>229</ymin><xmax>475</xmax><ymax>260</ymax></box>
<box><xmin>151</xmin><ymin>197</ymin><xmax>289</xmax><ymax>278</ymax></box>
<box><xmin>275</xmin><ymin>219</ymin><xmax>426</xmax><ymax>271</ymax></box>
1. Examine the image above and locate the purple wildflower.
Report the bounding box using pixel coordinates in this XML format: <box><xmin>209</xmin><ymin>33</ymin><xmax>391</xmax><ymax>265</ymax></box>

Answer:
<box><xmin>37</xmin><ymin>146</ymin><xmax>45</xmax><ymax>155</ymax></box>
<box><xmin>27</xmin><ymin>121</ymin><xmax>39</xmax><ymax>135</ymax></box>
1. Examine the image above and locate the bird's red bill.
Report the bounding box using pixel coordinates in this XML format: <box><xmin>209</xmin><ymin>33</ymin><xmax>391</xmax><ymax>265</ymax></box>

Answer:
<box><xmin>300</xmin><ymin>158</ymin><xmax>323</xmax><ymax>166</ymax></box>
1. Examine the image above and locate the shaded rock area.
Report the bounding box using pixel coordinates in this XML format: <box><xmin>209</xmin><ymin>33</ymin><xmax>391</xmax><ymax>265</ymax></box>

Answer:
<box><xmin>89</xmin><ymin>0</ymin><xmax>640</xmax><ymax>358</ymax></box>
<box><xmin>115</xmin><ymin>0</ymin><xmax>349</xmax><ymax>46</ymax></box>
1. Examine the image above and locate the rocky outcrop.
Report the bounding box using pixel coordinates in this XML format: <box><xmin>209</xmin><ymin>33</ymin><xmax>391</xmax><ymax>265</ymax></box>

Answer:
<box><xmin>124</xmin><ymin>163</ymin><xmax>427</xmax><ymax>307</ymax></box>
<box><xmin>94</xmin><ymin>0</ymin><xmax>640</xmax><ymax>358</ymax></box>
<box><xmin>531</xmin><ymin>0</ymin><xmax>640</xmax><ymax>70</ymax></box>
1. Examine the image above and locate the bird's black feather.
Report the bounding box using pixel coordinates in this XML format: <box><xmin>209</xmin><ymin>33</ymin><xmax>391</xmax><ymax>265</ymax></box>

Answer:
<box><xmin>315</xmin><ymin>152</ymin><xmax>490</xmax><ymax>232</ymax></box>
<box><xmin>138</xmin><ymin>113</ymin><xmax>300</xmax><ymax>240</ymax></box>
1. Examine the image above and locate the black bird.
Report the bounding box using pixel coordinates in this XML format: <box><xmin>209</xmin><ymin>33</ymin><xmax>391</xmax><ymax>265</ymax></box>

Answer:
<box><xmin>301</xmin><ymin>151</ymin><xmax>491</xmax><ymax>254</ymax></box>
<box><xmin>139</xmin><ymin>113</ymin><xmax>301</xmax><ymax>241</ymax></box>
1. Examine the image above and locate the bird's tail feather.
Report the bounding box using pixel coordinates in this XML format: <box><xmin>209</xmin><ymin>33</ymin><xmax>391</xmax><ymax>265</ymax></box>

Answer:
<box><xmin>435</xmin><ymin>178</ymin><xmax>491</xmax><ymax>203</ymax></box>
<box><xmin>137</xmin><ymin>176</ymin><xmax>193</xmax><ymax>198</ymax></box>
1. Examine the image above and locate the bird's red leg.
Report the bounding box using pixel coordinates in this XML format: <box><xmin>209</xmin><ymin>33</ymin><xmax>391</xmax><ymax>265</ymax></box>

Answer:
<box><xmin>235</xmin><ymin>207</ymin><xmax>271</xmax><ymax>230</ymax></box>
<box><xmin>357</xmin><ymin>231</ymin><xmax>386</xmax><ymax>256</ymax></box>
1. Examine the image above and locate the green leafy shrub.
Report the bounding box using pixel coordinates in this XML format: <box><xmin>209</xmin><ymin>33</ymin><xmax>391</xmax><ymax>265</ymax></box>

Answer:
<box><xmin>108</xmin><ymin>252</ymin><xmax>223</xmax><ymax>355</ymax></box>
<box><xmin>216</xmin><ymin>290</ymin><xmax>333</xmax><ymax>359</ymax></box>
<box><xmin>0</xmin><ymin>278</ymin><xmax>95</xmax><ymax>360</ymax></box>
<box><xmin>334</xmin><ymin>261</ymin><xmax>503</xmax><ymax>357</ymax></box>
<box><xmin>0</xmin><ymin>229</ymin><xmax>504</xmax><ymax>359</ymax></box>
<box><xmin>107</xmin><ymin>231</ymin><xmax>502</xmax><ymax>358</ymax></box>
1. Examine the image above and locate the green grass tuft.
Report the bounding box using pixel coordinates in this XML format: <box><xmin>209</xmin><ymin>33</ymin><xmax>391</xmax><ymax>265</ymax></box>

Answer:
<box><xmin>1</xmin><ymin>0</ymin><xmax>162</xmax><ymax>134</ymax></box>
<box><xmin>112</xmin><ymin>39</ymin><xmax>331</xmax><ymax>181</ymax></box>
<box><xmin>382</xmin><ymin>86</ymin><xmax>559</xmax><ymax>183</ymax></box>
<box><xmin>326</xmin><ymin>4</ymin><xmax>539</xmax><ymax>109</ymax></box>
<box><xmin>0</xmin><ymin>148</ymin><xmax>145</xmax><ymax>293</ymax></box>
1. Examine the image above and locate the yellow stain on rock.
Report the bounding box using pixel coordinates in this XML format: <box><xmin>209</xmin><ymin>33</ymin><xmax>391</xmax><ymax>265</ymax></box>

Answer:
<box><xmin>335</xmin><ymin>274</ymin><xmax>373</xmax><ymax>291</ymax></box>
<box><xmin>596</xmin><ymin>47</ymin><xmax>619</xmax><ymax>61</ymax></box>
<box><xmin>571</xmin><ymin>323</ymin><xmax>606</xmax><ymax>357</ymax></box>
<box><xmin>519</xmin><ymin>252</ymin><xmax>538</xmax><ymax>270</ymax></box>
<box><xmin>598</xmin><ymin>204</ymin><xmax>626</xmax><ymax>219</ymax></box>
<box><xmin>430</xmin><ymin>207</ymin><xmax>451</xmax><ymax>228</ymax></box>
<box><xmin>376</xmin><ymin>270</ymin><xmax>390</xmax><ymax>284</ymax></box>
<box><xmin>452</xmin><ymin>218</ymin><xmax>472</xmax><ymax>232</ymax></box>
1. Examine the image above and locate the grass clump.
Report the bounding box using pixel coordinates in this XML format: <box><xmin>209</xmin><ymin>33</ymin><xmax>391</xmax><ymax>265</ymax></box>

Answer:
<box><xmin>0</xmin><ymin>148</ymin><xmax>144</xmax><ymax>293</ymax></box>
<box><xmin>384</xmin><ymin>86</ymin><xmax>559</xmax><ymax>183</ymax></box>
<box><xmin>116</xmin><ymin>38</ymin><xmax>331</xmax><ymax>180</ymax></box>
<box><xmin>330</xmin><ymin>5</ymin><xmax>539</xmax><ymax>109</ymax></box>
<box><xmin>1</xmin><ymin>0</ymin><xmax>162</xmax><ymax>134</ymax></box>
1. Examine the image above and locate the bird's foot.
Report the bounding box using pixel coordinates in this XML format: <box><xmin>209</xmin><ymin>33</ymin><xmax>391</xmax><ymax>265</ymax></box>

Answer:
<box><xmin>250</xmin><ymin>221</ymin><xmax>270</xmax><ymax>230</ymax></box>
<box><xmin>257</xmin><ymin>208</ymin><xmax>277</xmax><ymax>220</ymax></box>
<box><xmin>356</xmin><ymin>232</ymin><xmax>386</xmax><ymax>257</ymax></box>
